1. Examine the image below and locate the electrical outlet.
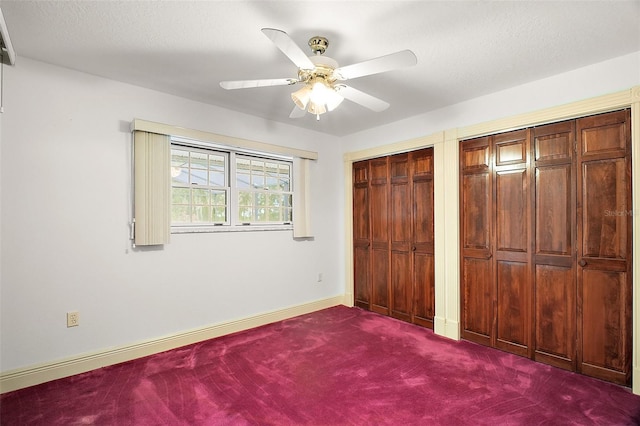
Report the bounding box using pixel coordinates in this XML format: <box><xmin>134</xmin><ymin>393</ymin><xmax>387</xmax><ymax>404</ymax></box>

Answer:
<box><xmin>67</xmin><ymin>311</ymin><xmax>79</xmax><ymax>327</ymax></box>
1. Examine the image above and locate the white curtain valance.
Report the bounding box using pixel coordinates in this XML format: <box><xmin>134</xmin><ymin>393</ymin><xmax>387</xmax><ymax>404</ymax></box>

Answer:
<box><xmin>131</xmin><ymin>119</ymin><xmax>318</xmax><ymax>160</ymax></box>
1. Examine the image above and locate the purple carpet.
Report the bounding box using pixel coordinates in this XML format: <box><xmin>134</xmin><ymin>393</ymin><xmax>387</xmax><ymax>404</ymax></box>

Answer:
<box><xmin>2</xmin><ymin>306</ymin><xmax>639</xmax><ymax>425</ymax></box>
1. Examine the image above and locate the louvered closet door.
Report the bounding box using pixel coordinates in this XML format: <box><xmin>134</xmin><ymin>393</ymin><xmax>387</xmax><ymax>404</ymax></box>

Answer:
<box><xmin>460</xmin><ymin>137</ymin><xmax>493</xmax><ymax>346</ymax></box>
<box><xmin>532</xmin><ymin>121</ymin><xmax>577</xmax><ymax>372</ymax></box>
<box><xmin>576</xmin><ymin>110</ymin><xmax>632</xmax><ymax>386</ymax></box>
<box><xmin>353</xmin><ymin>160</ymin><xmax>371</xmax><ymax>310</ymax></box>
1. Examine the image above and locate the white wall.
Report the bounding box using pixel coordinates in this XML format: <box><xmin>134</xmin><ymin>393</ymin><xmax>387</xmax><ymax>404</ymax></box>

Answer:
<box><xmin>0</xmin><ymin>57</ymin><xmax>343</xmax><ymax>372</ymax></box>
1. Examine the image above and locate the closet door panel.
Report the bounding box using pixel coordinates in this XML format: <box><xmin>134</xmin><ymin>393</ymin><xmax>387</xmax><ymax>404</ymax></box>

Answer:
<box><xmin>412</xmin><ymin>149</ymin><xmax>435</xmax><ymax>328</ymax></box>
<box><xmin>353</xmin><ymin>161</ymin><xmax>370</xmax><ymax>309</ymax></box>
<box><xmin>413</xmin><ymin>253</ymin><xmax>435</xmax><ymax>327</ymax></box>
<box><xmin>460</xmin><ymin>138</ymin><xmax>492</xmax><ymax>344</ymax></box>
<box><xmin>462</xmin><ymin>173</ymin><xmax>491</xmax><ymax>252</ymax></box>
<box><xmin>496</xmin><ymin>169</ymin><xmax>528</xmax><ymax>252</ymax></box>
<box><xmin>494</xmin><ymin>130</ymin><xmax>530</xmax><ymax>355</ymax></box>
<box><xmin>581</xmin><ymin>159</ymin><xmax>628</xmax><ymax>258</ymax></box>
<box><xmin>370</xmin><ymin>158</ymin><xmax>390</xmax><ymax>314</ymax></box>
<box><xmin>371</xmin><ymin>248</ymin><xmax>390</xmax><ymax>314</ymax></box>
<box><xmin>535</xmin><ymin>165</ymin><xmax>572</xmax><ymax>255</ymax></box>
<box><xmin>462</xmin><ymin>257</ymin><xmax>492</xmax><ymax>343</ymax></box>
<box><xmin>532</xmin><ymin>121</ymin><xmax>576</xmax><ymax>371</ymax></box>
<box><xmin>577</xmin><ymin>110</ymin><xmax>632</xmax><ymax>385</ymax></box>
<box><xmin>496</xmin><ymin>261</ymin><xmax>529</xmax><ymax>356</ymax></box>
<box><xmin>581</xmin><ymin>269</ymin><xmax>630</xmax><ymax>383</ymax></box>
<box><xmin>534</xmin><ymin>264</ymin><xmax>576</xmax><ymax>370</ymax></box>
<box><xmin>354</xmin><ymin>245</ymin><xmax>370</xmax><ymax>309</ymax></box>
<box><xmin>390</xmin><ymin>153</ymin><xmax>412</xmax><ymax>322</ymax></box>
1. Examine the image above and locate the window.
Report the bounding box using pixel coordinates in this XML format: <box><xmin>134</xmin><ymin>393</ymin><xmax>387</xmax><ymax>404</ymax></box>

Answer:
<box><xmin>170</xmin><ymin>139</ymin><xmax>293</xmax><ymax>231</ymax></box>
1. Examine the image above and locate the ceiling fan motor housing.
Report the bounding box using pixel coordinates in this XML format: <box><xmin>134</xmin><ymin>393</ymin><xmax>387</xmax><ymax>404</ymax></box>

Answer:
<box><xmin>308</xmin><ymin>36</ymin><xmax>329</xmax><ymax>55</ymax></box>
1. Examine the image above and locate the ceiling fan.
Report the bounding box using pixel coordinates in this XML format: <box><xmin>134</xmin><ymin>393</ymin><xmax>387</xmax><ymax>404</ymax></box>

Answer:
<box><xmin>220</xmin><ymin>28</ymin><xmax>417</xmax><ymax>120</ymax></box>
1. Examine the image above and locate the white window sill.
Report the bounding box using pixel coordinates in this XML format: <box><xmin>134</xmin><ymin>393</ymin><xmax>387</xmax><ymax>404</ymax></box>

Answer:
<box><xmin>171</xmin><ymin>225</ymin><xmax>293</xmax><ymax>234</ymax></box>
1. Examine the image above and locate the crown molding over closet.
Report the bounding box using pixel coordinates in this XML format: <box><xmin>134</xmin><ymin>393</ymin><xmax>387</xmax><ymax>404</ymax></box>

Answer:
<box><xmin>343</xmin><ymin>85</ymin><xmax>640</xmax><ymax>395</ymax></box>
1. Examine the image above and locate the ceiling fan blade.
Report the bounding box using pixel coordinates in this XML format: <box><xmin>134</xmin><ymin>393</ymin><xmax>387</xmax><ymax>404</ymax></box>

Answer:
<box><xmin>336</xmin><ymin>85</ymin><xmax>390</xmax><ymax>112</ymax></box>
<box><xmin>220</xmin><ymin>78</ymin><xmax>297</xmax><ymax>90</ymax></box>
<box><xmin>289</xmin><ymin>105</ymin><xmax>306</xmax><ymax>119</ymax></box>
<box><xmin>261</xmin><ymin>28</ymin><xmax>315</xmax><ymax>70</ymax></box>
<box><xmin>334</xmin><ymin>50</ymin><xmax>417</xmax><ymax>80</ymax></box>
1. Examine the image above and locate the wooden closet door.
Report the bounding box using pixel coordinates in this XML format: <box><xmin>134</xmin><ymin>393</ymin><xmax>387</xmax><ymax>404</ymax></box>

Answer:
<box><xmin>390</xmin><ymin>153</ymin><xmax>412</xmax><ymax>322</ymax></box>
<box><xmin>353</xmin><ymin>161</ymin><xmax>371</xmax><ymax>310</ymax></box>
<box><xmin>493</xmin><ymin>130</ymin><xmax>531</xmax><ymax>357</ymax></box>
<box><xmin>532</xmin><ymin>121</ymin><xmax>577</xmax><ymax>371</ymax></box>
<box><xmin>412</xmin><ymin>148</ymin><xmax>435</xmax><ymax>328</ymax></box>
<box><xmin>576</xmin><ymin>110</ymin><xmax>632</xmax><ymax>386</ymax></box>
<box><xmin>460</xmin><ymin>137</ymin><xmax>493</xmax><ymax>346</ymax></box>
<box><xmin>370</xmin><ymin>158</ymin><xmax>391</xmax><ymax>315</ymax></box>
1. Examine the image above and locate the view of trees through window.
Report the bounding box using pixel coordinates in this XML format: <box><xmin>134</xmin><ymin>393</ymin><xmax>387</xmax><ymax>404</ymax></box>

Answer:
<box><xmin>170</xmin><ymin>142</ymin><xmax>293</xmax><ymax>229</ymax></box>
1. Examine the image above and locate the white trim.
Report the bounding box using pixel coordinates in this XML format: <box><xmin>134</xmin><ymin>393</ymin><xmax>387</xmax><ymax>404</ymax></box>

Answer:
<box><xmin>132</xmin><ymin>119</ymin><xmax>318</xmax><ymax>160</ymax></box>
<box><xmin>631</xmin><ymin>96</ymin><xmax>640</xmax><ymax>395</ymax></box>
<box><xmin>0</xmin><ymin>295</ymin><xmax>345</xmax><ymax>394</ymax></box>
<box><xmin>343</xmin><ymin>85</ymin><xmax>640</xmax><ymax>395</ymax></box>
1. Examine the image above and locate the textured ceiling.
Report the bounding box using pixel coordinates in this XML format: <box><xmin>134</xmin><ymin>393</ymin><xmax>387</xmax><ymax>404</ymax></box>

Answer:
<box><xmin>2</xmin><ymin>1</ymin><xmax>639</xmax><ymax>136</ymax></box>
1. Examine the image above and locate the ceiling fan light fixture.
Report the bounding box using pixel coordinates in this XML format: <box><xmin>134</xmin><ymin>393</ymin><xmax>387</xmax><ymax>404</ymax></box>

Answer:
<box><xmin>307</xmin><ymin>101</ymin><xmax>327</xmax><ymax>116</ymax></box>
<box><xmin>291</xmin><ymin>85</ymin><xmax>311</xmax><ymax>110</ymax></box>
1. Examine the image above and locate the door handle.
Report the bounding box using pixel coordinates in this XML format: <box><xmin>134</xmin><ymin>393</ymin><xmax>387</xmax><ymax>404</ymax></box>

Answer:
<box><xmin>412</xmin><ymin>246</ymin><xmax>417</xmax><ymax>251</ymax></box>
<box><xmin>579</xmin><ymin>259</ymin><xmax>587</xmax><ymax>267</ymax></box>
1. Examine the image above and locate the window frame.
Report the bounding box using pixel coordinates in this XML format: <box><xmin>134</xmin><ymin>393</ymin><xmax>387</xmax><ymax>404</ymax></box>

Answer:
<box><xmin>170</xmin><ymin>137</ymin><xmax>294</xmax><ymax>233</ymax></box>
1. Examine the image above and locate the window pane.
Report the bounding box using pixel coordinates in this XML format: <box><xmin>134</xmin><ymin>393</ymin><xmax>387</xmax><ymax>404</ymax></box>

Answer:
<box><xmin>252</xmin><ymin>174</ymin><xmax>265</xmax><ymax>188</ymax></box>
<box><xmin>190</xmin><ymin>151</ymin><xmax>208</xmax><ymax>169</ymax></box>
<box><xmin>212</xmin><ymin>190</ymin><xmax>226</xmax><ymax>206</ymax></box>
<box><xmin>209</xmin><ymin>155</ymin><xmax>226</xmax><ymax>186</ymax></box>
<box><xmin>239</xmin><ymin>206</ymin><xmax>252</xmax><ymax>222</ymax></box>
<box><xmin>172</xmin><ymin>187</ymin><xmax>191</xmax><ymax>204</ymax></box>
<box><xmin>172</xmin><ymin>205</ymin><xmax>191</xmax><ymax>223</ymax></box>
<box><xmin>171</xmin><ymin>150</ymin><xmax>190</xmax><ymax>184</ymax></box>
<box><xmin>266</xmin><ymin>175</ymin><xmax>279</xmax><ymax>190</ymax></box>
<box><xmin>236</xmin><ymin>173</ymin><xmax>251</xmax><ymax>189</ymax></box>
<box><xmin>190</xmin><ymin>169</ymin><xmax>208</xmax><ymax>185</ymax></box>
<box><xmin>238</xmin><ymin>190</ymin><xmax>252</xmax><ymax>207</ymax></box>
<box><xmin>267</xmin><ymin>193</ymin><xmax>280</xmax><ymax>207</ymax></box>
<box><xmin>192</xmin><ymin>206</ymin><xmax>211</xmax><ymax>223</ymax></box>
<box><xmin>268</xmin><ymin>207</ymin><xmax>281</xmax><ymax>221</ymax></box>
<box><xmin>255</xmin><ymin>193</ymin><xmax>266</xmax><ymax>207</ymax></box>
<box><xmin>255</xmin><ymin>207</ymin><xmax>266</xmax><ymax>221</ymax></box>
<box><xmin>283</xmin><ymin>207</ymin><xmax>292</xmax><ymax>222</ymax></box>
<box><xmin>213</xmin><ymin>207</ymin><xmax>226</xmax><ymax>222</ymax></box>
<box><xmin>251</xmin><ymin>160</ymin><xmax>264</xmax><ymax>172</ymax></box>
<box><xmin>237</xmin><ymin>158</ymin><xmax>251</xmax><ymax>171</ymax></box>
<box><xmin>171</xmin><ymin>149</ymin><xmax>189</xmax><ymax>167</ymax></box>
<box><xmin>279</xmin><ymin>177</ymin><xmax>290</xmax><ymax>191</ymax></box>
<box><xmin>192</xmin><ymin>188</ymin><xmax>210</xmax><ymax>205</ymax></box>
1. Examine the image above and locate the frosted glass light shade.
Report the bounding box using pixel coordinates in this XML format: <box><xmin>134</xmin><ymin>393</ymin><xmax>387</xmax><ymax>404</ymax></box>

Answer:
<box><xmin>291</xmin><ymin>86</ymin><xmax>311</xmax><ymax>110</ymax></box>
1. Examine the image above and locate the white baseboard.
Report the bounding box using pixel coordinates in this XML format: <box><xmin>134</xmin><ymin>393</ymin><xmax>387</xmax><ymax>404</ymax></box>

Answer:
<box><xmin>434</xmin><ymin>316</ymin><xmax>460</xmax><ymax>341</ymax></box>
<box><xmin>1</xmin><ymin>295</ymin><xmax>345</xmax><ymax>394</ymax></box>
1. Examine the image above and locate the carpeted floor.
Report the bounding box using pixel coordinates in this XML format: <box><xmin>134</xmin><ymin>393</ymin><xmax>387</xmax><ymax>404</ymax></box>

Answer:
<box><xmin>1</xmin><ymin>305</ymin><xmax>639</xmax><ymax>425</ymax></box>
